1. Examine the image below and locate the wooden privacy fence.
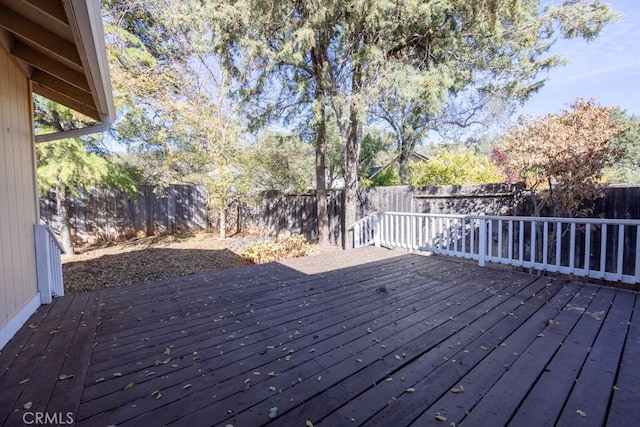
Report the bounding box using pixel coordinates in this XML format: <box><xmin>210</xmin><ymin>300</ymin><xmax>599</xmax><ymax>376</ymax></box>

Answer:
<box><xmin>39</xmin><ymin>184</ymin><xmax>640</xmax><ymax>247</ymax></box>
<box><xmin>352</xmin><ymin>211</ymin><xmax>640</xmax><ymax>285</ymax></box>
<box><xmin>40</xmin><ymin>185</ymin><xmax>208</xmax><ymax>245</ymax></box>
<box><xmin>241</xmin><ymin>184</ymin><xmax>522</xmax><ymax>246</ymax></box>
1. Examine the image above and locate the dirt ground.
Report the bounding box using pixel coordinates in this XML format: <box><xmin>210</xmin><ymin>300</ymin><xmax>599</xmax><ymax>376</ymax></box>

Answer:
<box><xmin>62</xmin><ymin>232</ymin><xmax>255</xmax><ymax>293</ymax></box>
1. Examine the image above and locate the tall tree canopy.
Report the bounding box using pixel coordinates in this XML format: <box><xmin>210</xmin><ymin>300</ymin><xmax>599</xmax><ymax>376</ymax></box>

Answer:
<box><xmin>208</xmin><ymin>0</ymin><xmax>617</xmax><ymax>244</ymax></box>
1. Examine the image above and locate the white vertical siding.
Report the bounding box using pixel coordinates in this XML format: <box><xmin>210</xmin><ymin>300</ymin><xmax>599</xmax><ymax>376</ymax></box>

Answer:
<box><xmin>0</xmin><ymin>47</ymin><xmax>39</xmax><ymax>332</ymax></box>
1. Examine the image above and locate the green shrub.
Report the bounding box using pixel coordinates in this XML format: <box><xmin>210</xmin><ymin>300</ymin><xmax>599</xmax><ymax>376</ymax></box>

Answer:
<box><xmin>241</xmin><ymin>234</ymin><xmax>314</xmax><ymax>264</ymax></box>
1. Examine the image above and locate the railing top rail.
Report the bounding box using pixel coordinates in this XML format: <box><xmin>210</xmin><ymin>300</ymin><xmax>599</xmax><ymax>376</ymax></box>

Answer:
<box><xmin>380</xmin><ymin>211</ymin><xmax>640</xmax><ymax>226</ymax></box>
<box><xmin>36</xmin><ymin>224</ymin><xmax>66</xmax><ymax>254</ymax></box>
<box><xmin>348</xmin><ymin>212</ymin><xmax>379</xmax><ymax>230</ymax></box>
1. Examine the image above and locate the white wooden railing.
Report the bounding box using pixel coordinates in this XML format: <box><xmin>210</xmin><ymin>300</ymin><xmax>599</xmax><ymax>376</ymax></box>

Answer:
<box><xmin>351</xmin><ymin>212</ymin><xmax>640</xmax><ymax>285</ymax></box>
<box><xmin>35</xmin><ymin>224</ymin><xmax>65</xmax><ymax>303</ymax></box>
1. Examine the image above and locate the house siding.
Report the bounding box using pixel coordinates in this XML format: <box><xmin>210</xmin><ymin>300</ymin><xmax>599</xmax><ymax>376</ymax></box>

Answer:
<box><xmin>0</xmin><ymin>47</ymin><xmax>39</xmax><ymax>333</ymax></box>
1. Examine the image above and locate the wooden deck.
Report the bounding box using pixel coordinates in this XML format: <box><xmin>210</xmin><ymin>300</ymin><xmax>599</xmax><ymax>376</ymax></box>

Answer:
<box><xmin>1</xmin><ymin>247</ymin><xmax>639</xmax><ymax>426</ymax></box>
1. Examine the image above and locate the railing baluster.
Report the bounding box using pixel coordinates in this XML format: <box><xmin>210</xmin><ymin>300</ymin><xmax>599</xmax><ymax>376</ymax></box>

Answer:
<box><xmin>556</xmin><ymin>222</ymin><xmax>562</xmax><ymax>271</ymax></box>
<box><xmin>617</xmin><ymin>224</ymin><xmax>625</xmax><ymax>281</ymax></box>
<box><xmin>584</xmin><ymin>224</ymin><xmax>591</xmax><ymax>273</ymax></box>
<box><xmin>519</xmin><ymin>220</ymin><xmax>524</xmax><ymax>265</ymax></box>
<box><xmin>508</xmin><ymin>220</ymin><xmax>513</xmax><ymax>264</ymax></box>
<box><xmin>542</xmin><ymin>221</ymin><xmax>549</xmax><ymax>267</ymax></box>
<box><xmin>498</xmin><ymin>219</ymin><xmax>503</xmax><ymax>261</ymax></box>
<box><xmin>479</xmin><ymin>219</ymin><xmax>487</xmax><ymax>267</ymax></box>
<box><xmin>530</xmin><ymin>220</ymin><xmax>536</xmax><ymax>267</ymax></box>
<box><xmin>453</xmin><ymin>219</ymin><xmax>459</xmax><ymax>253</ymax></box>
<box><xmin>487</xmin><ymin>219</ymin><xmax>493</xmax><ymax>259</ymax></box>
<box><xmin>462</xmin><ymin>218</ymin><xmax>467</xmax><ymax>255</ymax></box>
<box><xmin>600</xmin><ymin>224</ymin><xmax>607</xmax><ymax>278</ymax></box>
<box><xmin>470</xmin><ymin>218</ymin><xmax>476</xmax><ymax>257</ymax></box>
<box><xmin>569</xmin><ymin>223</ymin><xmax>576</xmax><ymax>273</ymax></box>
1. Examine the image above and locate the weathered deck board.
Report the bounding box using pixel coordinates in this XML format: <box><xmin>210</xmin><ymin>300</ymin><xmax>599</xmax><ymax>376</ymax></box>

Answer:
<box><xmin>0</xmin><ymin>247</ymin><xmax>639</xmax><ymax>427</ymax></box>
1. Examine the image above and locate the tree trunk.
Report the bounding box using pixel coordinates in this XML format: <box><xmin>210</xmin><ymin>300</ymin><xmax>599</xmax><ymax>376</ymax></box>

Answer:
<box><xmin>343</xmin><ymin>65</ymin><xmax>363</xmax><ymax>249</ymax></box>
<box><xmin>397</xmin><ymin>145</ymin><xmax>411</xmax><ymax>184</ymax></box>
<box><xmin>311</xmin><ymin>43</ymin><xmax>330</xmax><ymax>248</ymax></box>
<box><xmin>56</xmin><ymin>185</ymin><xmax>74</xmax><ymax>255</ymax></box>
<box><xmin>315</xmin><ymin>115</ymin><xmax>329</xmax><ymax>248</ymax></box>
<box><xmin>219</xmin><ymin>206</ymin><xmax>226</xmax><ymax>239</ymax></box>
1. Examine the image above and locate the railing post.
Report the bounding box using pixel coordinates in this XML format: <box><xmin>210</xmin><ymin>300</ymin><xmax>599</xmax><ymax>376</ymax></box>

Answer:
<box><xmin>374</xmin><ymin>212</ymin><xmax>381</xmax><ymax>247</ymax></box>
<box><xmin>478</xmin><ymin>218</ymin><xmax>487</xmax><ymax>267</ymax></box>
<box><xmin>34</xmin><ymin>225</ymin><xmax>65</xmax><ymax>303</ymax></box>
<box><xmin>35</xmin><ymin>225</ymin><xmax>53</xmax><ymax>304</ymax></box>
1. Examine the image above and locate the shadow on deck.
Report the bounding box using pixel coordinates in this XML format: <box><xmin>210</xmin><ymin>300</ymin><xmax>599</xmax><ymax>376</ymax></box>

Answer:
<box><xmin>0</xmin><ymin>247</ymin><xmax>638</xmax><ymax>426</ymax></box>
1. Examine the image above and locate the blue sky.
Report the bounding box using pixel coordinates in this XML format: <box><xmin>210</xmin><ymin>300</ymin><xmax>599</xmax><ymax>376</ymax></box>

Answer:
<box><xmin>517</xmin><ymin>0</ymin><xmax>640</xmax><ymax>118</ymax></box>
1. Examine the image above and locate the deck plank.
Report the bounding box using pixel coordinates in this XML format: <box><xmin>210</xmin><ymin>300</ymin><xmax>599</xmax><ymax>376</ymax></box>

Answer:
<box><xmin>508</xmin><ymin>284</ymin><xmax>616</xmax><ymax>426</ymax></box>
<box><xmin>367</xmin><ymin>280</ymin><xmax>578</xmax><ymax>427</ymax></box>
<box><xmin>0</xmin><ymin>295</ymin><xmax>77</xmax><ymax>426</ymax></box>
<box><xmin>607</xmin><ymin>291</ymin><xmax>640</xmax><ymax>426</ymax></box>
<box><xmin>555</xmin><ymin>287</ymin><xmax>636</xmax><ymax>427</ymax></box>
<box><xmin>273</xmin><ymin>275</ymin><xmax>553</xmax><ymax>427</ymax></box>
<box><xmin>458</xmin><ymin>283</ymin><xmax>600</xmax><ymax>426</ymax></box>
<box><xmin>0</xmin><ymin>247</ymin><xmax>639</xmax><ymax>427</ymax></box>
<box><xmin>77</xmin><ymin>257</ymin><xmax>480</xmax><ymax>425</ymax></box>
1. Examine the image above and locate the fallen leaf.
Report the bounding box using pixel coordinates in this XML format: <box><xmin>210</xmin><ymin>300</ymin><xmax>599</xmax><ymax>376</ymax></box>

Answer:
<box><xmin>317</xmin><ymin>376</ymin><xmax>322</xmax><ymax>381</ymax></box>
<box><xmin>388</xmin><ymin>397</ymin><xmax>397</xmax><ymax>405</ymax></box>
<box><xmin>267</xmin><ymin>372</ymin><xmax>277</xmax><ymax>377</ymax></box>
<box><xmin>58</xmin><ymin>374</ymin><xmax>74</xmax><ymax>380</ymax></box>
<box><xmin>95</xmin><ymin>378</ymin><xmax>105</xmax><ymax>383</ymax></box>
<box><xmin>23</xmin><ymin>402</ymin><xmax>32</xmax><ymax>410</ymax></box>
<box><xmin>435</xmin><ymin>412</ymin><xmax>447</xmax><ymax>421</ymax></box>
<box><xmin>305</xmin><ymin>421</ymin><xmax>313</xmax><ymax>427</ymax></box>
<box><xmin>124</xmin><ymin>383</ymin><xmax>135</xmax><ymax>390</ymax></box>
<box><xmin>113</xmin><ymin>372</ymin><xmax>122</xmax><ymax>377</ymax></box>
<box><xmin>395</xmin><ymin>355</ymin><xmax>402</xmax><ymax>360</ymax></box>
<box><xmin>269</xmin><ymin>407</ymin><xmax>278</xmax><ymax>419</ymax></box>
<box><xmin>356</xmin><ymin>358</ymin><xmax>363</xmax><ymax>363</ymax></box>
<box><xmin>450</xmin><ymin>386</ymin><xmax>464</xmax><ymax>393</ymax></box>
<box><xmin>155</xmin><ymin>392</ymin><xmax>162</xmax><ymax>400</ymax></box>
<box><xmin>252</xmin><ymin>372</ymin><xmax>261</xmax><ymax>376</ymax></box>
<box><xmin>182</xmin><ymin>384</ymin><xmax>192</xmax><ymax>390</ymax></box>
<box><xmin>269</xmin><ymin>386</ymin><xmax>277</xmax><ymax>392</ymax></box>
<box><xmin>613</xmin><ymin>385</ymin><xmax>621</xmax><ymax>391</ymax></box>
<box><xmin>151</xmin><ymin>391</ymin><xmax>160</xmax><ymax>396</ymax></box>
<box><xmin>164</xmin><ymin>348</ymin><xmax>171</xmax><ymax>355</ymax></box>
<box><xmin>576</xmin><ymin>410</ymin><xmax>586</xmax><ymax>417</ymax></box>
<box><xmin>385</xmin><ymin>377</ymin><xmax>393</xmax><ymax>382</ymax></box>
<box><xmin>406</xmin><ymin>388</ymin><xmax>416</xmax><ymax>393</ymax></box>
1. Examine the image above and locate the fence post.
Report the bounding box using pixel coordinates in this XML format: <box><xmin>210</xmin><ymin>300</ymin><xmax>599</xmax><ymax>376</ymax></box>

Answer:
<box><xmin>374</xmin><ymin>212</ymin><xmax>381</xmax><ymax>247</ymax></box>
<box><xmin>478</xmin><ymin>218</ymin><xmax>487</xmax><ymax>267</ymax></box>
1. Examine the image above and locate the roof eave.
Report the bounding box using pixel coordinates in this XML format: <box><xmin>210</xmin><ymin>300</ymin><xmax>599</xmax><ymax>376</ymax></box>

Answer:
<box><xmin>35</xmin><ymin>0</ymin><xmax>113</xmax><ymax>143</ymax></box>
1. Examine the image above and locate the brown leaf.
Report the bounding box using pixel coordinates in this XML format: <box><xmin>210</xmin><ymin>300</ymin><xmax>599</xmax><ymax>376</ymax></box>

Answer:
<box><xmin>124</xmin><ymin>383</ymin><xmax>135</xmax><ymax>390</ymax></box>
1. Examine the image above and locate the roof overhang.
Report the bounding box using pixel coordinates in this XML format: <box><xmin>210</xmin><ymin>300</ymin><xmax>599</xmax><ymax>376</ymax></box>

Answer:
<box><xmin>0</xmin><ymin>0</ymin><xmax>114</xmax><ymax>142</ymax></box>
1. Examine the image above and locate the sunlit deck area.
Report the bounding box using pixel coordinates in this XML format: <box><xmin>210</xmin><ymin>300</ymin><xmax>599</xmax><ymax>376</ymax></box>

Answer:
<box><xmin>1</xmin><ymin>247</ymin><xmax>638</xmax><ymax>426</ymax></box>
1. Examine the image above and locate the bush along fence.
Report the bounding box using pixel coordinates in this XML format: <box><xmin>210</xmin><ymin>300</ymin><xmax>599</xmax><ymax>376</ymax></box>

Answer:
<box><xmin>40</xmin><ymin>184</ymin><xmax>640</xmax><ymax>248</ymax></box>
